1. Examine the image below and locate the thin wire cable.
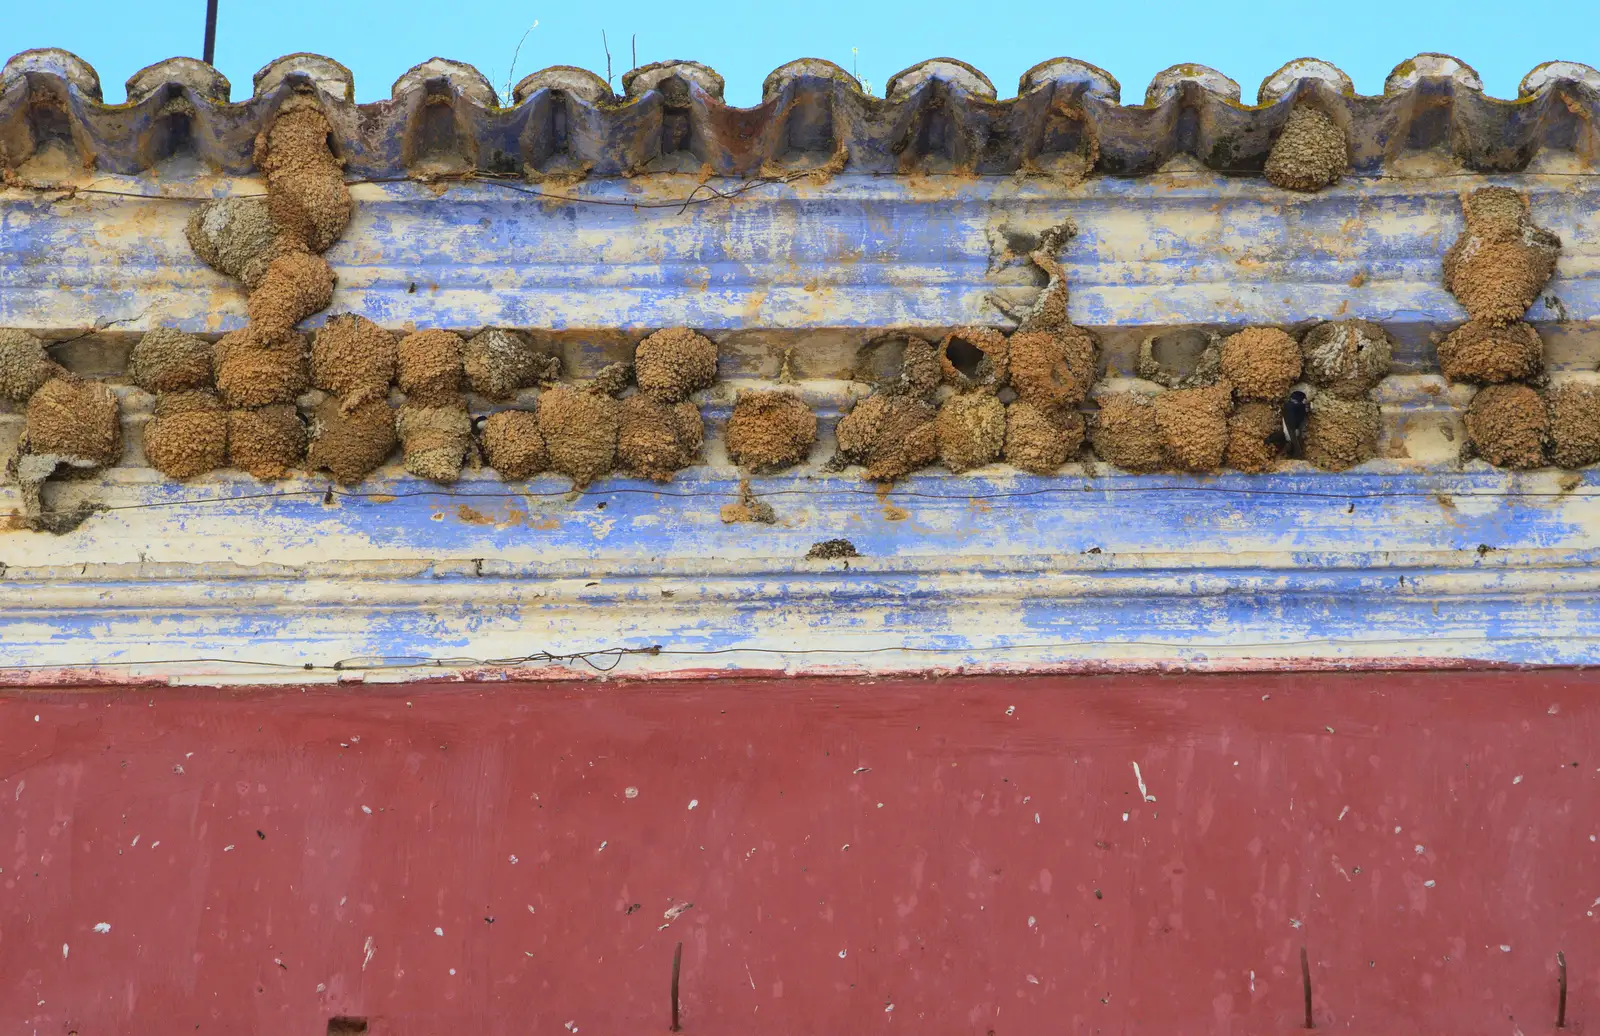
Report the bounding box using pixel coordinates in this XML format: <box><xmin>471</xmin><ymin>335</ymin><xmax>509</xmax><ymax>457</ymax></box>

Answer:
<box><xmin>20</xmin><ymin>478</ymin><xmax>1593</xmax><ymax>520</ymax></box>
<box><xmin>9</xmin><ymin>165</ymin><xmax>1600</xmax><ymax>208</ymax></box>
<box><xmin>5</xmin><ymin>633</ymin><xmax>1600</xmax><ymax>674</ymax></box>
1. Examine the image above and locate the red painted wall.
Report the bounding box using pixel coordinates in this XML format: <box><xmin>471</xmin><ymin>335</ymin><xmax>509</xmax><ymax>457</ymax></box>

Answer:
<box><xmin>3</xmin><ymin>671</ymin><xmax>1597</xmax><ymax>1034</ymax></box>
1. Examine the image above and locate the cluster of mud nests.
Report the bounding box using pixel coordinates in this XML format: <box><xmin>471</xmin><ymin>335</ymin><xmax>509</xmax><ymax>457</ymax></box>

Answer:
<box><xmin>1093</xmin><ymin>321</ymin><xmax>1387</xmax><ymax>474</ymax></box>
<box><xmin>1437</xmin><ymin>187</ymin><xmax>1593</xmax><ymax>469</ymax></box>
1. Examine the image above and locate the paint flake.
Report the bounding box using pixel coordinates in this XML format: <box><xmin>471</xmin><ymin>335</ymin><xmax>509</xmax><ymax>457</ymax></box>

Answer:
<box><xmin>625</xmin><ymin>787</ymin><xmax>639</xmax><ymax>799</ymax></box>
<box><xmin>688</xmin><ymin>799</ymin><xmax>699</xmax><ymax>810</ymax></box>
<box><xmin>1132</xmin><ymin>761</ymin><xmax>1156</xmax><ymax>802</ymax></box>
<box><xmin>434</xmin><ymin>927</ymin><xmax>444</xmax><ymax>936</ymax></box>
<box><xmin>93</xmin><ymin>923</ymin><xmax>111</xmax><ymax>933</ymax></box>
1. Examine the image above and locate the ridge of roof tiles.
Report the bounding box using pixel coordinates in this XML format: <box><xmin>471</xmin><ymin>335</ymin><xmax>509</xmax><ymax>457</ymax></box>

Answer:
<box><xmin>3</xmin><ymin>49</ymin><xmax>1599</xmax><ymax>179</ymax></box>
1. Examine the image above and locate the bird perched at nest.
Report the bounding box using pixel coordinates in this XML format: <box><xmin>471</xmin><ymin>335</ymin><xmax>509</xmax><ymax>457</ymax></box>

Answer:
<box><xmin>1264</xmin><ymin>390</ymin><xmax>1309</xmax><ymax>459</ymax></box>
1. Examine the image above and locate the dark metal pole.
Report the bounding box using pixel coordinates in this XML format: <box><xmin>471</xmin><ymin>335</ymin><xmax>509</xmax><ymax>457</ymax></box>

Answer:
<box><xmin>202</xmin><ymin>0</ymin><xmax>219</xmax><ymax>66</ymax></box>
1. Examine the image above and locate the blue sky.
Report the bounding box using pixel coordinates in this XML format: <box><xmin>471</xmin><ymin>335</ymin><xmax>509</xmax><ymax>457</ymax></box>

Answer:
<box><xmin>4</xmin><ymin>0</ymin><xmax>1589</xmax><ymax>106</ymax></box>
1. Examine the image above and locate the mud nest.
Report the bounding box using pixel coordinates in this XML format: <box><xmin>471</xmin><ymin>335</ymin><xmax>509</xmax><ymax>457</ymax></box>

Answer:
<box><xmin>247</xmin><ymin>252</ymin><xmax>335</xmax><ymax>340</ymax></box>
<box><xmin>228</xmin><ymin>405</ymin><xmax>306</xmax><ymax>480</ymax></box>
<box><xmin>1089</xmin><ymin>393</ymin><xmax>1163</xmax><ymax>473</ymax></box>
<box><xmin>1466</xmin><ymin>383</ymin><xmax>1547</xmax><ymax>469</ymax></box>
<box><xmin>1300</xmin><ymin>320</ymin><xmax>1393</xmax><ymax>397</ymax></box>
<box><xmin>306</xmin><ymin>396</ymin><xmax>396</xmax><ymax>484</ymax></box>
<box><xmin>1443</xmin><ymin>186</ymin><xmax>1560</xmax><ymax>325</ymax></box>
<box><xmin>1304</xmin><ymin>393</ymin><xmax>1380</xmax><ymax>471</ymax></box>
<box><xmin>24</xmin><ymin>376</ymin><xmax>123</xmax><ymax>468</ymax></box>
<box><xmin>854</xmin><ymin>334</ymin><xmax>942</xmax><ymax>398</ymax></box>
<box><xmin>185</xmin><ymin>197</ymin><xmax>301</xmax><ymax>290</ymax></box>
<box><xmin>834</xmin><ymin>393</ymin><xmax>938</xmax><ymax>482</ymax></box>
<box><xmin>464</xmin><ymin>328</ymin><xmax>560</xmax><ymax>400</ymax></box>
<box><xmin>618</xmin><ymin>395</ymin><xmax>704</xmax><ymax>481</ymax></box>
<box><xmin>589</xmin><ymin>361</ymin><xmax>635</xmax><ymax>399</ymax></box>
<box><xmin>1219</xmin><ymin>327</ymin><xmax>1302</xmax><ymax>401</ymax></box>
<box><xmin>1225</xmin><ymin>402</ymin><xmax>1283</xmax><ymax>474</ymax></box>
<box><xmin>937</xmin><ymin>327</ymin><xmax>1009</xmax><ymax>390</ymax></box>
<box><xmin>396</xmin><ymin>329</ymin><xmax>465</xmax><ymax>404</ymax></box>
<box><xmin>538</xmin><ymin>384</ymin><xmax>621</xmax><ymax>487</ymax></box>
<box><xmin>0</xmin><ymin>328</ymin><xmax>62</xmax><ymax>403</ymax></box>
<box><xmin>936</xmin><ymin>392</ymin><xmax>1006</xmax><ymax>473</ymax></box>
<box><xmin>1155</xmin><ymin>382</ymin><xmax>1234</xmax><ymax>472</ymax></box>
<box><xmin>1003</xmin><ymin>401</ymin><xmax>1083</xmax><ymax>474</ymax></box>
<box><xmin>214</xmin><ymin>330</ymin><xmax>309</xmax><ymax>408</ymax></box>
<box><xmin>1547</xmin><ymin>383</ymin><xmax>1600</xmax><ymax>469</ymax></box>
<box><xmin>128</xmin><ymin>328</ymin><xmax>214</xmax><ymax>394</ymax></box>
<box><xmin>635</xmin><ymin>328</ymin><xmax>718</xmax><ymax>404</ymax></box>
<box><xmin>143</xmin><ymin>390</ymin><xmax>226</xmax><ymax>480</ymax></box>
<box><xmin>253</xmin><ymin>100</ymin><xmax>351</xmax><ymax>254</ymax></box>
<box><xmin>312</xmin><ymin>315</ymin><xmax>397</xmax><ymax>407</ymax></box>
<box><xmin>725</xmin><ymin>390</ymin><xmax>817</xmax><ymax>472</ymax></box>
<box><xmin>1008</xmin><ymin>329</ymin><xmax>1097</xmax><ymax>411</ymax></box>
<box><xmin>1264</xmin><ymin>103</ymin><xmax>1347</xmax><ymax>192</ymax></box>
<box><xmin>1437</xmin><ymin>320</ymin><xmax>1543</xmax><ymax>384</ymax></box>
<box><xmin>1136</xmin><ymin>330</ymin><xmax>1222</xmax><ymax>390</ymax></box>
<box><xmin>479</xmin><ymin>410</ymin><xmax>548</xmax><ymax>480</ymax></box>
<box><xmin>397</xmin><ymin>402</ymin><xmax>473</xmax><ymax>484</ymax></box>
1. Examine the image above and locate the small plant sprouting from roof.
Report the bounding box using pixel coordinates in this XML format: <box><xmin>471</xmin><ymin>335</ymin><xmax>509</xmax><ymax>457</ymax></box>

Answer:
<box><xmin>500</xmin><ymin>20</ymin><xmax>540</xmax><ymax>105</ymax></box>
<box><xmin>852</xmin><ymin>48</ymin><xmax>875</xmax><ymax>97</ymax></box>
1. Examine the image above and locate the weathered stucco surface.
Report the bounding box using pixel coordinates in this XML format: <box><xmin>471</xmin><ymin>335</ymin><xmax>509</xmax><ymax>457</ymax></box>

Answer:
<box><xmin>4</xmin><ymin>51</ymin><xmax>1600</xmax><ymax>680</ymax></box>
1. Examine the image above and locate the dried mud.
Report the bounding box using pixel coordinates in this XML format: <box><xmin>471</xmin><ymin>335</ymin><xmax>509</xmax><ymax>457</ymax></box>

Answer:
<box><xmin>725</xmin><ymin>390</ymin><xmax>817</xmax><ymax>472</ymax></box>
<box><xmin>1003</xmin><ymin>401</ymin><xmax>1083</xmax><ymax>474</ymax></box>
<box><xmin>312</xmin><ymin>315</ymin><xmax>397</xmax><ymax>407</ymax></box>
<box><xmin>1089</xmin><ymin>393</ymin><xmax>1164</xmax><ymax>472</ymax></box>
<box><xmin>635</xmin><ymin>327</ymin><xmax>718</xmax><ymax>404</ymax></box>
<box><xmin>1155</xmin><ymin>381</ymin><xmax>1233</xmax><ymax>472</ymax></box>
<box><xmin>143</xmin><ymin>389</ymin><xmax>226</xmax><ymax>480</ymax></box>
<box><xmin>1219</xmin><ymin>327</ymin><xmax>1302</xmax><ymax>402</ymax></box>
<box><xmin>306</xmin><ymin>396</ymin><xmax>397</xmax><ymax>484</ymax></box>
<box><xmin>1008</xmin><ymin>329</ymin><xmax>1097</xmax><ymax>411</ymax></box>
<box><xmin>1225</xmin><ymin>402</ymin><xmax>1283</xmax><ymax>474</ymax></box>
<box><xmin>397</xmin><ymin>402</ymin><xmax>474</xmax><ymax>484</ymax></box>
<box><xmin>1466</xmin><ymin>383</ymin><xmax>1548</xmax><ymax>469</ymax></box>
<box><xmin>1300</xmin><ymin>320</ymin><xmax>1392</xmax><ymax>397</ymax></box>
<box><xmin>227</xmin><ymin>404</ymin><xmax>306</xmax><ymax>479</ymax></box>
<box><xmin>1548</xmin><ymin>383</ymin><xmax>1600</xmax><ymax>469</ymax></box>
<box><xmin>538</xmin><ymin>384</ymin><xmax>621</xmax><ymax>487</ymax></box>
<box><xmin>1437</xmin><ymin>320</ymin><xmax>1543</xmax><ymax>384</ymax></box>
<box><xmin>129</xmin><ymin>328</ymin><xmax>214</xmax><ymax>393</ymax></box>
<box><xmin>617</xmin><ymin>395</ymin><xmax>704</xmax><ymax>481</ymax></box>
<box><xmin>479</xmin><ymin>409</ymin><xmax>548</xmax><ymax>480</ymax></box>
<box><xmin>834</xmin><ymin>393</ymin><xmax>938</xmax><ymax>482</ymax></box>
<box><xmin>464</xmin><ymin>328</ymin><xmax>560</xmax><ymax>401</ymax></box>
<box><xmin>1304</xmin><ymin>393</ymin><xmax>1380</xmax><ymax>472</ymax></box>
<box><xmin>396</xmin><ymin>329</ymin><xmax>466</xmax><ymax>404</ymax></box>
<box><xmin>1264</xmin><ymin>104</ymin><xmax>1347</xmax><ymax>192</ymax></box>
